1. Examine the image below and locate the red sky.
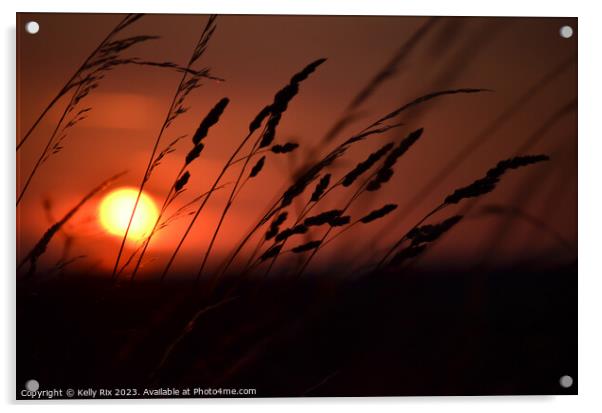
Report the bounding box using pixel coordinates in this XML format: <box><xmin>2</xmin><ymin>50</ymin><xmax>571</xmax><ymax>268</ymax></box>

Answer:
<box><xmin>17</xmin><ymin>14</ymin><xmax>577</xmax><ymax>278</ymax></box>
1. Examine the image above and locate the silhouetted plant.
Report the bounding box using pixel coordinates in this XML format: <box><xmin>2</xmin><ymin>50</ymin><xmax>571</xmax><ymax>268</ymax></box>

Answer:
<box><xmin>18</xmin><ymin>18</ymin><xmax>574</xmax><ymax>391</ymax></box>
<box><xmin>368</xmin><ymin>56</ymin><xmax>574</xmax><ymax>249</ymax></box>
<box><xmin>249</xmin><ymin>156</ymin><xmax>266</xmax><ymax>178</ymax></box>
<box><xmin>444</xmin><ymin>155</ymin><xmax>550</xmax><ymax>204</ymax></box>
<box><xmin>316</xmin><ymin>204</ymin><xmax>400</xmax><ymax>250</ymax></box>
<box><xmin>321</xmin><ymin>17</ymin><xmax>439</xmax><ymax>145</ymax></box>
<box><xmin>330</xmin><ymin>215</ymin><xmax>351</xmax><ymax>227</ymax></box>
<box><xmin>222</xmin><ymin>89</ymin><xmax>489</xmax><ymax>279</ymax></box>
<box><xmin>117</xmin><ymin>184</ymin><xmax>228</xmax><ymax>276</ymax></box>
<box><xmin>304</xmin><ymin>210</ymin><xmax>343</xmax><ymax>227</ymax></box>
<box><xmin>164</xmin><ymin>58</ymin><xmax>328</xmax><ymax>283</ymax></box>
<box><xmin>106</xmin><ymin>15</ymin><xmax>220</xmax><ymax>280</ymax></box>
<box><xmin>390</xmin><ymin>215</ymin><xmax>463</xmax><ymax>266</ymax></box>
<box><xmin>274</xmin><ymin>224</ymin><xmax>309</xmax><ymax>243</ymax></box>
<box><xmin>17</xmin><ymin>14</ymin><xmax>219</xmax><ymax>206</ymax></box>
<box><xmin>359</xmin><ymin>204</ymin><xmax>398</xmax><ymax>223</ymax></box>
<box><xmin>192</xmin><ymin>96</ymin><xmax>230</xmax><ymax>145</ymax></box>
<box><xmin>264</xmin><ymin>212</ymin><xmax>288</xmax><ymax>241</ymax></box>
<box><xmin>377</xmin><ymin>154</ymin><xmax>550</xmax><ymax>269</ymax></box>
<box><xmin>129</xmin><ymin>97</ymin><xmax>230</xmax><ymax>280</ymax></box>
<box><xmin>174</xmin><ymin>171</ymin><xmax>191</xmax><ymax>192</ymax></box>
<box><xmin>342</xmin><ymin>143</ymin><xmax>394</xmax><ymax>187</ymax></box>
<box><xmin>271</xmin><ymin>142</ymin><xmax>299</xmax><ymax>154</ymax></box>
<box><xmin>18</xmin><ymin>172</ymin><xmax>126</xmax><ymax>278</ymax></box>
<box><xmin>291</xmin><ymin>240</ymin><xmax>322</xmax><ymax>254</ymax></box>
<box><xmin>310</xmin><ymin>174</ymin><xmax>332</xmax><ymax>202</ymax></box>
<box><xmin>366</xmin><ymin>128</ymin><xmax>424</xmax><ymax>191</ymax></box>
<box><xmin>259</xmin><ymin>245</ymin><xmax>283</xmax><ymax>262</ymax></box>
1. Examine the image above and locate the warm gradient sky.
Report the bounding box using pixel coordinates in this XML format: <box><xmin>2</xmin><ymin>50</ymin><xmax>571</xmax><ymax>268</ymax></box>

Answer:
<box><xmin>17</xmin><ymin>13</ymin><xmax>577</xmax><ymax>278</ymax></box>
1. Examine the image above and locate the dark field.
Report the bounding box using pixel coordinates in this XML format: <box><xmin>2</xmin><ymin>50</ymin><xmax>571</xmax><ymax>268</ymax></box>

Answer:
<box><xmin>17</xmin><ymin>260</ymin><xmax>577</xmax><ymax>398</ymax></box>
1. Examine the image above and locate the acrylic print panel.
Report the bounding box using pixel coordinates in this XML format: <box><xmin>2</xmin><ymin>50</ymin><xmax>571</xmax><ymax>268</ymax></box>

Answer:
<box><xmin>16</xmin><ymin>13</ymin><xmax>577</xmax><ymax>399</ymax></box>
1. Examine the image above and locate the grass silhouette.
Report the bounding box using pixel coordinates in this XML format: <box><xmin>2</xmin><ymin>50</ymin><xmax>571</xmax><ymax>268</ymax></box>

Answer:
<box><xmin>16</xmin><ymin>14</ymin><xmax>576</xmax><ymax>396</ymax></box>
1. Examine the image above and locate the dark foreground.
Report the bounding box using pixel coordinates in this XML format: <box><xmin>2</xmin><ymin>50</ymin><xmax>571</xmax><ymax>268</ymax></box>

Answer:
<box><xmin>17</xmin><ymin>261</ymin><xmax>577</xmax><ymax>399</ymax></box>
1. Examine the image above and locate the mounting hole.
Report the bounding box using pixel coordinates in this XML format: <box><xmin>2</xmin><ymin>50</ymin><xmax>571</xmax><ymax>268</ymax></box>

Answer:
<box><xmin>559</xmin><ymin>25</ymin><xmax>573</xmax><ymax>39</ymax></box>
<box><xmin>559</xmin><ymin>375</ymin><xmax>573</xmax><ymax>388</ymax></box>
<box><xmin>25</xmin><ymin>21</ymin><xmax>40</xmax><ymax>34</ymax></box>
<box><xmin>25</xmin><ymin>379</ymin><xmax>39</xmax><ymax>392</ymax></box>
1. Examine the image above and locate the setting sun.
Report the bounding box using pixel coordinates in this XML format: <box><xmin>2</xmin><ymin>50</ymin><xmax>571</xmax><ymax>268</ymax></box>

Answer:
<box><xmin>99</xmin><ymin>188</ymin><xmax>159</xmax><ymax>241</ymax></box>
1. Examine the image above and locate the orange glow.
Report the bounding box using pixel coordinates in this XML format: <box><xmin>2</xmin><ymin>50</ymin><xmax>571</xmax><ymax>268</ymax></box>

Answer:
<box><xmin>99</xmin><ymin>188</ymin><xmax>159</xmax><ymax>241</ymax></box>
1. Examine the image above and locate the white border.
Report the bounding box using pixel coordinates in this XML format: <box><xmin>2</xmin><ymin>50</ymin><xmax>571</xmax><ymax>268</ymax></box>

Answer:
<box><xmin>6</xmin><ymin>0</ymin><xmax>584</xmax><ymax>17</ymax></box>
<box><xmin>3</xmin><ymin>1</ymin><xmax>602</xmax><ymax>412</ymax></box>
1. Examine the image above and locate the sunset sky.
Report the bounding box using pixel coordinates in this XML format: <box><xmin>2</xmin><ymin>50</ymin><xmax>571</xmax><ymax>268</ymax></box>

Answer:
<box><xmin>16</xmin><ymin>13</ymin><xmax>577</xmax><ymax>278</ymax></box>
